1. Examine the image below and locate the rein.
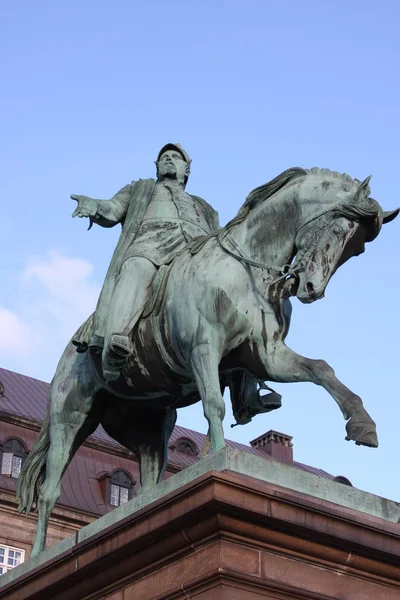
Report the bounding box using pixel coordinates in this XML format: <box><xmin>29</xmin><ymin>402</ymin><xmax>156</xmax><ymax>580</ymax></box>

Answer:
<box><xmin>217</xmin><ymin>208</ymin><xmax>337</xmax><ymax>285</ymax></box>
<box><xmin>217</xmin><ymin>233</ymin><xmax>291</xmax><ymax>285</ymax></box>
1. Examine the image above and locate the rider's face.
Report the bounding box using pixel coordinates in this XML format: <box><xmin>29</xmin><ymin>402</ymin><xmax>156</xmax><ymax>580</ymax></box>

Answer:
<box><xmin>157</xmin><ymin>150</ymin><xmax>189</xmax><ymax>184</ymax></box>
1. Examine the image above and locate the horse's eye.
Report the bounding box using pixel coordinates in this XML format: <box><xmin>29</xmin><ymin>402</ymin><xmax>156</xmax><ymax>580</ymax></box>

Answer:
<box><xmin>332</xmin><ymin>224</ymin><xmax>343</xmax><ymax>235</ymax></box>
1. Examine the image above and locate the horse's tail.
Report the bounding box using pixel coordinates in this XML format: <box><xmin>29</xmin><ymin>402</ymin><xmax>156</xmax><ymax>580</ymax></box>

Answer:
<box><xmin>17</xmin><ymin>398</ymin><xmax>51</xmax><ymax>515</ymax></box>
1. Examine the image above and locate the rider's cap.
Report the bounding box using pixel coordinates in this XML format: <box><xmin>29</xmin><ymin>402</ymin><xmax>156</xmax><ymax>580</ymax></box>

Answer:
<box><xmin>156</xmin><ymin>143</ymin><xmax>191</xmax><ymax>165</ymax></box>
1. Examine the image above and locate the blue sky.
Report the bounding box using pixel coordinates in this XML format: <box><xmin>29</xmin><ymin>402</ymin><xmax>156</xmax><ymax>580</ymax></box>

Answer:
<box><xmin>1</xmin><ymin>1</ymin><xmax>399</xmax><ymax>500</ymax></box>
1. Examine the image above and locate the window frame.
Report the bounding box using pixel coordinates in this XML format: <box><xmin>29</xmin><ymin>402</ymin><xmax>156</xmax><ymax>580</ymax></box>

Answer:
<box><xmin>0</xmin><ymin>544</ymin><xmax>25</xmax><ymax>575</ymax></box>
<box><xmin>174</xmin><ymin>438</ymin><xmax>199</xmax><ymax>456</ymax></box>
<box><xmin>0</xmin><ymin>438</ymin><xmax>27</xmax><ymax>478</ymax></box>
<box><xmin>108</xmin><ymin>469</ymin><xmax>135</xmax><ymax>507</ymax></box>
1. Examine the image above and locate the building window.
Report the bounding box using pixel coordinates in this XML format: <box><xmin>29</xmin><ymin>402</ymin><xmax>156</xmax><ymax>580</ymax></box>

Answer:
<box><xmin>333</xmin><ymin>475</ymin><xmax>353</xmax><ymax>486</ymax></box>
<box><xmin>0</xmin><ymin>545</ymin><xmax>25</xmax><ymax>575</ymax></box>
<box><xmin>109</xmin><ymin>470</ymin><xmax>135</xmax><ymax>507</ymax></box>
<box><xmin>175</xmin><ymin>438</ymin><xmax>198</xmax><ymax>456</ymax></box>
<box><xmin>0</xmin><ymin>439</ymin><xmax>27</xmax><ymax>478</ymax></box>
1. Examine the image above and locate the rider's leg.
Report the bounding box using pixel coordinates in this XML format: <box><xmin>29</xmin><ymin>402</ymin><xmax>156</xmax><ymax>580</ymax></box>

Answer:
<box><xmin>102</xmin><ymin>256</ymin><xmax>157</xmax><ymax>380</ymax></box>
<box><xmin>228</xmin><ymin>371</ymin><xmax>282</xmax><ymax>426</ymax></box>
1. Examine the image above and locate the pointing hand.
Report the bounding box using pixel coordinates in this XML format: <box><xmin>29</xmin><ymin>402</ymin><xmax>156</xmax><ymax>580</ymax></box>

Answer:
<box><xmin>71</xmin><ymin>194</ymin><xmax>98</xmax><ymax>218</ymax></box>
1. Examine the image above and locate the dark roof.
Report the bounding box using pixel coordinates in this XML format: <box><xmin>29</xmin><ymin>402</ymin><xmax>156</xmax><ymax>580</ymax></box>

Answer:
<box><xmin>0</xmin><ymin>367</ymin><xmax>337</xmax><ymax>515</ymax></box>
<box><xmin>0</xmin><ymin>418</ymin><xmax>143</xmax><ymax>516</ymax></box>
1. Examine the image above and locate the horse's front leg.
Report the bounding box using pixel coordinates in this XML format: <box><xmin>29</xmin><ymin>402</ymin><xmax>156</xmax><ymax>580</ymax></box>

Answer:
<box><xmin>191</xmin><ymin>342</ymin><xmax>225</xmax><ymax>452</ymax></box>
<box><xmin>267</xmin><ymin>343</ymin><xmax>378</xmax><ymax>447</ymax></box>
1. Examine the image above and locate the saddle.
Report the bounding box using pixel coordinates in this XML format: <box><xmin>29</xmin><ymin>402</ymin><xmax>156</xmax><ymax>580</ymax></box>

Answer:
<box><xmin>140</xmin><ymin>234</ymin><xmax>215</xmax><ymax>319</ymax></box>
<box><xmin>72</xmin><ymin>263</ymin><xmax>173</xmax><ymax>354</ymax></box>
<box><xmin>141</xmin><ymin>263</ymin><xmax>172</xmax><ymax>319</ymax></box>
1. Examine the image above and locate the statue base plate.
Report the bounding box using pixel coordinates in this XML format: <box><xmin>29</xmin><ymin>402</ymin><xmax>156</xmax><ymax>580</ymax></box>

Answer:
<box><xmin>1</xmin><ymin>447</ymin><xmax>399</xmax><ymax>599</ymax></box>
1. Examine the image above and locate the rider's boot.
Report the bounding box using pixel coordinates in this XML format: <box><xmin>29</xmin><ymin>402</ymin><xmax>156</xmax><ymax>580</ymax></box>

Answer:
<box><xmin>102</xmin><ymin>334</ymin><xmax>133</xmax><ymax>381</ymax></box>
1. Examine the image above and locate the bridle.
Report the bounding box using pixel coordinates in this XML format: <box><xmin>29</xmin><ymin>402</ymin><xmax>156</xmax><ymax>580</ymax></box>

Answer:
<box><xmin>217</xmin><ymin>208</ymin><xmax>339</xmax><ymax>286</ymax></box>
<box><xmin>217</xmin><ymin>234</ymin><xmax>291</xmax><ymax>285</ymax></box>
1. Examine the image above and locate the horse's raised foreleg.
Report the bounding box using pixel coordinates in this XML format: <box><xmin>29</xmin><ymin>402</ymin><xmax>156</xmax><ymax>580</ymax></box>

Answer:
<box><xmin>267</xmin><ymin>343</ymin><xmax>378</xmax><ymax>447</ymax></box>
<box><xmin>31</xmin><ymin>353</ymin><xmax>101</xmax><ymax>556</ymax></box>
<box><xmin>191</xmin><ymin>343</ymin><xmax>225</xmax><ymax>452</ymax></box>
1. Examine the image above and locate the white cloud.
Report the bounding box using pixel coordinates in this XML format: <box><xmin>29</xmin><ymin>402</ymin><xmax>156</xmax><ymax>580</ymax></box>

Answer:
<box><xmin>0</xmin><ymin>308</ymin><xmax>33</xmax><ymax>355</ymax></box>
<box><xmin>0</xmin><ymin>252</ymin><xmax>100</xmax><ymax>379</ymax></box>
<box><xmin>22</xmin><ymin>252</ymin><xmax>100</xmax><ymax>329</ymax></box>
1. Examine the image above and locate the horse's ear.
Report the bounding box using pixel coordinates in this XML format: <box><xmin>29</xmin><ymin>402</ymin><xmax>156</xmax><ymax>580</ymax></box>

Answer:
<box><xmin>383</xmin><ymin>208</ymin><xmax>400</xmax><ymax>224</ymax></box>
<box><xmin>354</xmin><ymin>175</ymin><xmax>372</xmax><ymax>203</ymax></box>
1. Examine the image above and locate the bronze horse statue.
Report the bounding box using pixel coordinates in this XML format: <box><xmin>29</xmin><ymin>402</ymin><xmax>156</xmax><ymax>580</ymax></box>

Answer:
<box><xmin>18</xmin><ymin>167</ymin><xmax>398</xmax><ymax>555</ymax></box>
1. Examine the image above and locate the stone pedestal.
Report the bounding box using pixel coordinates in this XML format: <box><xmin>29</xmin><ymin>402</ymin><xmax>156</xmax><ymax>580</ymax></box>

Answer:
<box><xmin>1</xmin><ymin>448</ymin><xmax>399</xmax><ymax>599</ymax></box>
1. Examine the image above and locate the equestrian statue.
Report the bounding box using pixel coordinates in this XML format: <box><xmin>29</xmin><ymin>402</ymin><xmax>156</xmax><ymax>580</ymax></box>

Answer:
<box><xmin>17</xmin><ymin>143</ymin><xmax>398</xmax><ymax>556</ymax></box>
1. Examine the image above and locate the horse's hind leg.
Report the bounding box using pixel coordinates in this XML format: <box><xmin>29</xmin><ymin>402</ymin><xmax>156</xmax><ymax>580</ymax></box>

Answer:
<box><xmin>32</xmin><ymin>354</ymin><xmax>101</xmax><ymax>556</ymax></box>
<box><xmin>267</xmin><ymin>343</ymin><xmax>378</xmax><ymax>447</ymax></box>
<box><xmin>138</xmin><ymin>408</ymin><xmax>177</xmax><ymax>490</ymax></box>
<box><xmin>191</xmin><ymin>343</ymin><xmax>225</xmax><ymax>452</ymax></box>
<box><xmin>102</xmin><ymin>405</ymin><xmax>177</xmax><ymax>490</ymax></box>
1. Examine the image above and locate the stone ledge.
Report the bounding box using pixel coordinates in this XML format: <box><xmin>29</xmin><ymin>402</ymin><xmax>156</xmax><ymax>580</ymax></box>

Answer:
<box><xmin>74</xmin><ymin>446</ymin><xmax>400</xmax><ymax>547</ymax></box>
<box><xmin>0</xmin><ymin>447</ymin><xmax>229</xmax><ymax>588</ymax></box>
<box><xmin>1</xmin><ymin>447</ymin><xmax>399</xmax><ymax>598</ymax></box>
<box><xmin>225</xmin><ymin>447</ymin><xmax>400</xmax><ymax>522</ymax></box>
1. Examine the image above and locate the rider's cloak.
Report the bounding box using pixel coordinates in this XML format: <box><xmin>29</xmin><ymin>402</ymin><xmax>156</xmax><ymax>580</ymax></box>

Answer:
<box><xmin>73</xmin><ymin>178</ymin><xmax>219</xmax><ymax>351</ymax></box>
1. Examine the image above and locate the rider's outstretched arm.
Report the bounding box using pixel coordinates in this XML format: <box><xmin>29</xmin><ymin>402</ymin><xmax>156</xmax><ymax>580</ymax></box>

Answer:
<box><xmin>71</xmin><ymin>184</ymin><xmax>131</xmax><ymax>228</ymax></box>
<box><xmin>89</xmin><ymin>184</ymin><xmax>131</xmax><ymax>228</ymax></box>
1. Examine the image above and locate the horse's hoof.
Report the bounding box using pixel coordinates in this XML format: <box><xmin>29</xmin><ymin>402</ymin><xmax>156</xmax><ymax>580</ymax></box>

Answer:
<box><xmin>345</xmin><ymin>417</ymin><xmax>378</xmax><ymax>448</ymax></box>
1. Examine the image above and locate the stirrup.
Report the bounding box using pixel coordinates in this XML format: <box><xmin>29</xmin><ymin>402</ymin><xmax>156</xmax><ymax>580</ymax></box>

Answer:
<box><xmin>102</xmin><ymin>334</ymin><xmax>132</xmax><ymax>381</ymax></box>
<box><xmin>109</xmin><ymin>333</ymin><xmax>133</xmax><ymax>358</ymax></box>
<box><xmin>258</xmin><ymin>383</ymin><xmax>282</xmax><ymax>411</ymax></box>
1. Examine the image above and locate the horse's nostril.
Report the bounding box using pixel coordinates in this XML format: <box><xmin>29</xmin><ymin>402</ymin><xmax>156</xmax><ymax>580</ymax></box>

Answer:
<box><xmin>306</xmin><ymin>282</ymin><xmax>315</xmax><ymax>294</ymax></box>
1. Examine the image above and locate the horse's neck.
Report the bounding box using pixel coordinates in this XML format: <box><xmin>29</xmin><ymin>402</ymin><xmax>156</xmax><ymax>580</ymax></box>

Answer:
<box><xmin>233</xmin><ymin>189</ymin><xmax>300</xmax><ymax>268</ymax></box>
<box><xmin>231</xmin><ymin>173</ymin><xmax>357</xmax><ymax>270</ymax></box>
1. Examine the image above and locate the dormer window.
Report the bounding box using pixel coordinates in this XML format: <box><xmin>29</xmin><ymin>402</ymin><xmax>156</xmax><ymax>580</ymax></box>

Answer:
<box><xmin>109</xmin><ymin>470</ymin><xmax>135</xmax><ymax>507</ymax></box>
<box><xmin>1</xmin><ymin>438</ymin><xmax>27</xmax><ymax>478</ymax></box>
<box><xmin>333</xmin><ymin>475</ymin><xmax>353</xmax><ymax>486</ymax></box>
<box><xmin>174</xmin><ymin>438</ymin><xmax>198</xmax><ymax>456</ymax></box>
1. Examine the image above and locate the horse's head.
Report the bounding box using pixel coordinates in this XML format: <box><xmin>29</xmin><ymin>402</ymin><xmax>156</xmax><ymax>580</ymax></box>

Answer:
<box><xmin>227</xmin><ymin>167</ymin><xmax>398</xmax><ymax>304</ymax></box>
<box><xmin>291</xmin><ymin>175</ymin><xmax>399</xmax><ymax>304</ymax></box>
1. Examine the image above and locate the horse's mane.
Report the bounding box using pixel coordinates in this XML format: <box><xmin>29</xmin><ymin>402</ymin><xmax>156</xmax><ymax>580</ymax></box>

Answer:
<box><xmin>224</xmin><ymin>167</ymin><xmax>307</xmax><ymax>231</ymax></box>
<box><xmin>188</xmin><ymin>166</ymin><xmax>381</xmax><ymax>257</ymax></box>
<box><xmin>224</xmin><ymin>166</ymin><xmax>380</xmax><ymax>232</ymax></box>
<box><xmin>305</xmin><ymin>168</ymin><xmax>382</xmax><ymax>221</ymax></box>
<box><xmin>305</xmin><ymin>167</ymin><xmax>360</xmax><ymax>186</ymax></box>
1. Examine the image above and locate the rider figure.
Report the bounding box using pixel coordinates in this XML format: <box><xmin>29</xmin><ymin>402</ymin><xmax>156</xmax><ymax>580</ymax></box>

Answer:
<box><xmin>71</xmin><ymin>144</ymin><xmax>219</xmax><ymax>380</ymax></box>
